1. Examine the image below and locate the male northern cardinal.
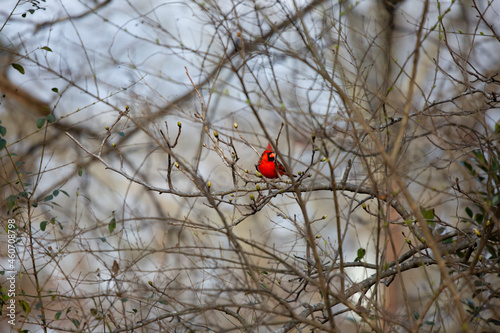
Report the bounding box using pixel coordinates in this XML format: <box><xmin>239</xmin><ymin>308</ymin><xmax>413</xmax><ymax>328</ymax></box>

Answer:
<box><xmin>256</xmin><ymin>143</ymin><xmax>287</xmax><ymax>178</ymax></box>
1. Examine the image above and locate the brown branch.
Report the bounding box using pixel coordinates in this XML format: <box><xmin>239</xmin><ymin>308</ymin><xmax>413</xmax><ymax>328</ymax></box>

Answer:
<box><xmin>275</xmin><ymin>228</ymin><xmax>492</xmax><ymax>333</ymax></box>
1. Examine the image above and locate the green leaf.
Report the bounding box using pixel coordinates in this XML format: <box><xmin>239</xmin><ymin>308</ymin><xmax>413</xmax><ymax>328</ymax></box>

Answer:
<box><xmin>6</xmin><ymin>194</ymin><xmax>17</xmax><ymax>211</ymax></box>
<box><xmin>486</xmin><ymin>244</ymin><xmax>497</xmax><ymax>258</ymax></box>
<box><xmin>488</xmin><ymin>318</ymin><xmax>500</xmax><ymax>326</ymax></box>
<box><xmin>41</xmin><ymin>46</ymin><xmax>52</xmax><ymax>52</ymax></box>
<box><xmin>465</xmin><ymin>298</ymin><xmax>475</xmax><ymax>310</ymax></box>
<box><xmin>12</xmin><ymin>63</ymin><xmax>25</xmax><ymax>74</ymax></box>
<box><xmin>465</xmin><ymin>207</ymin><xmax>473</xmax><ymax>218</ymax></box>
<box><xmin>44</xmin><ymin>195</ymin><xmax>53</xmax><ymax>202</ymax></box>
<box><xmin>71</xmin><ymin>318</ymin><xmax>80</xmax><ymax>328</ymax></box>
<box><xmin>117</xmin><ymin>131</ymin><xmax>125</xmax><ymax>137</ymax></box>
<box><xmin>54</xmin><ymin>311</ymin><xmax>61</xmax><ymax>320</ymax></box>
<box><xmin>472</xmin><ymin>149</ymin><xmax>487</xmax><ymax>168</ymax></box>
<box><xmin>47</xmin><ymin>114</ymin><xmax>56</xmax><ymax>123</ymax></box>
<box><xmin>460</xmin><ymin>161</ymin><xmax>474</xmax><ymax>174</ymax></box>
<box><xmin>100</xmin><ymin>237</ymin><xmax>106</xmax><ymax>242</ymax></box>
<box><xmin>108</xmin><ymin>218</ymin><xmax>116</xmax><ymax>233</ymax></box>
<box><xmin>0</xmin><ymin>138</ymin><xmax>6</xmax><ymax>150</ymax></box>
<box><xmin>51</xmin><ymin>87</ymin><xmax>59</xmax><ymax>93</ymax></box>
<box><xmin>78</xmin><ymin>165</ymin><xmax>83</xmax><ymax>177</ymax></box>
<box><xmin>53</xmin><ymin>190</ymin><xmax>59</xmax><ymax>197</ymax></box>
<box><xmin>60</xmin><ymin>190</ymin><xmax>70</xmax><ymax>197</ymax></box>
<box><xmin>354</xmin><ymin>248</ymin><xmax>366</xmax><ymax>262</ymax></box>
<box><xmin>0</xmin><ymin>125</ymin><xmax>6</xmax><ymax>136</ymax></box>
<box><xmin>420</xmin><ymin>207</ymin><xmax>435</xmax><ymax>220</ymax></box>
<box><xmin>19</xmin><ymin>300</ymin><xmax>31</xmax><ymax>314</ymax></box>
<box><xmin>40</xmin><ymin>221</ymin><xmax>47</xmax><ymax>231</ymax></box>
<box><xmin>493</xmin><ymin>194</ymin><xmax>499</xmax><ymax>207</ymax></box>
<box><xmin>37</xmin><ymin>117</ymin><xmax>46</xmax><ymax>129</ymax></box>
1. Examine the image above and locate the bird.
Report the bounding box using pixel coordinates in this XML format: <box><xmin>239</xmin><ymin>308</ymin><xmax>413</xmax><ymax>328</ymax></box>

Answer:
<box><xmin>256</xmin><ymin>143</ymin><xmax>288</xmax><ymax>179</ymax></box>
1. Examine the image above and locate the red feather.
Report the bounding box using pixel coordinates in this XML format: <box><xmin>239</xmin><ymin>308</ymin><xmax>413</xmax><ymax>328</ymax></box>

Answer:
<box><xmin>256</xmin><ymin>143</ymin><xmax>287</xmax><ymax>178</ymax></box>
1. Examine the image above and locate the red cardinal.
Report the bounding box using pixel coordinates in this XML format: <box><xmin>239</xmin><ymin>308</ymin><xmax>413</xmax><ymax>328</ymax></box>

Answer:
<box><xmin>256</xmin><ymin>143</ymin><xmax>287</xmax><ymax>178</ymax></box>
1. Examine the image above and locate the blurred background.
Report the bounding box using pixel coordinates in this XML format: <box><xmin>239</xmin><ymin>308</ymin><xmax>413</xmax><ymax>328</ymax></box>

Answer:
<box><xmin>1</xmin><ymin>0</ymin><xmax>500</xmax><ymax>332</ymax></box>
